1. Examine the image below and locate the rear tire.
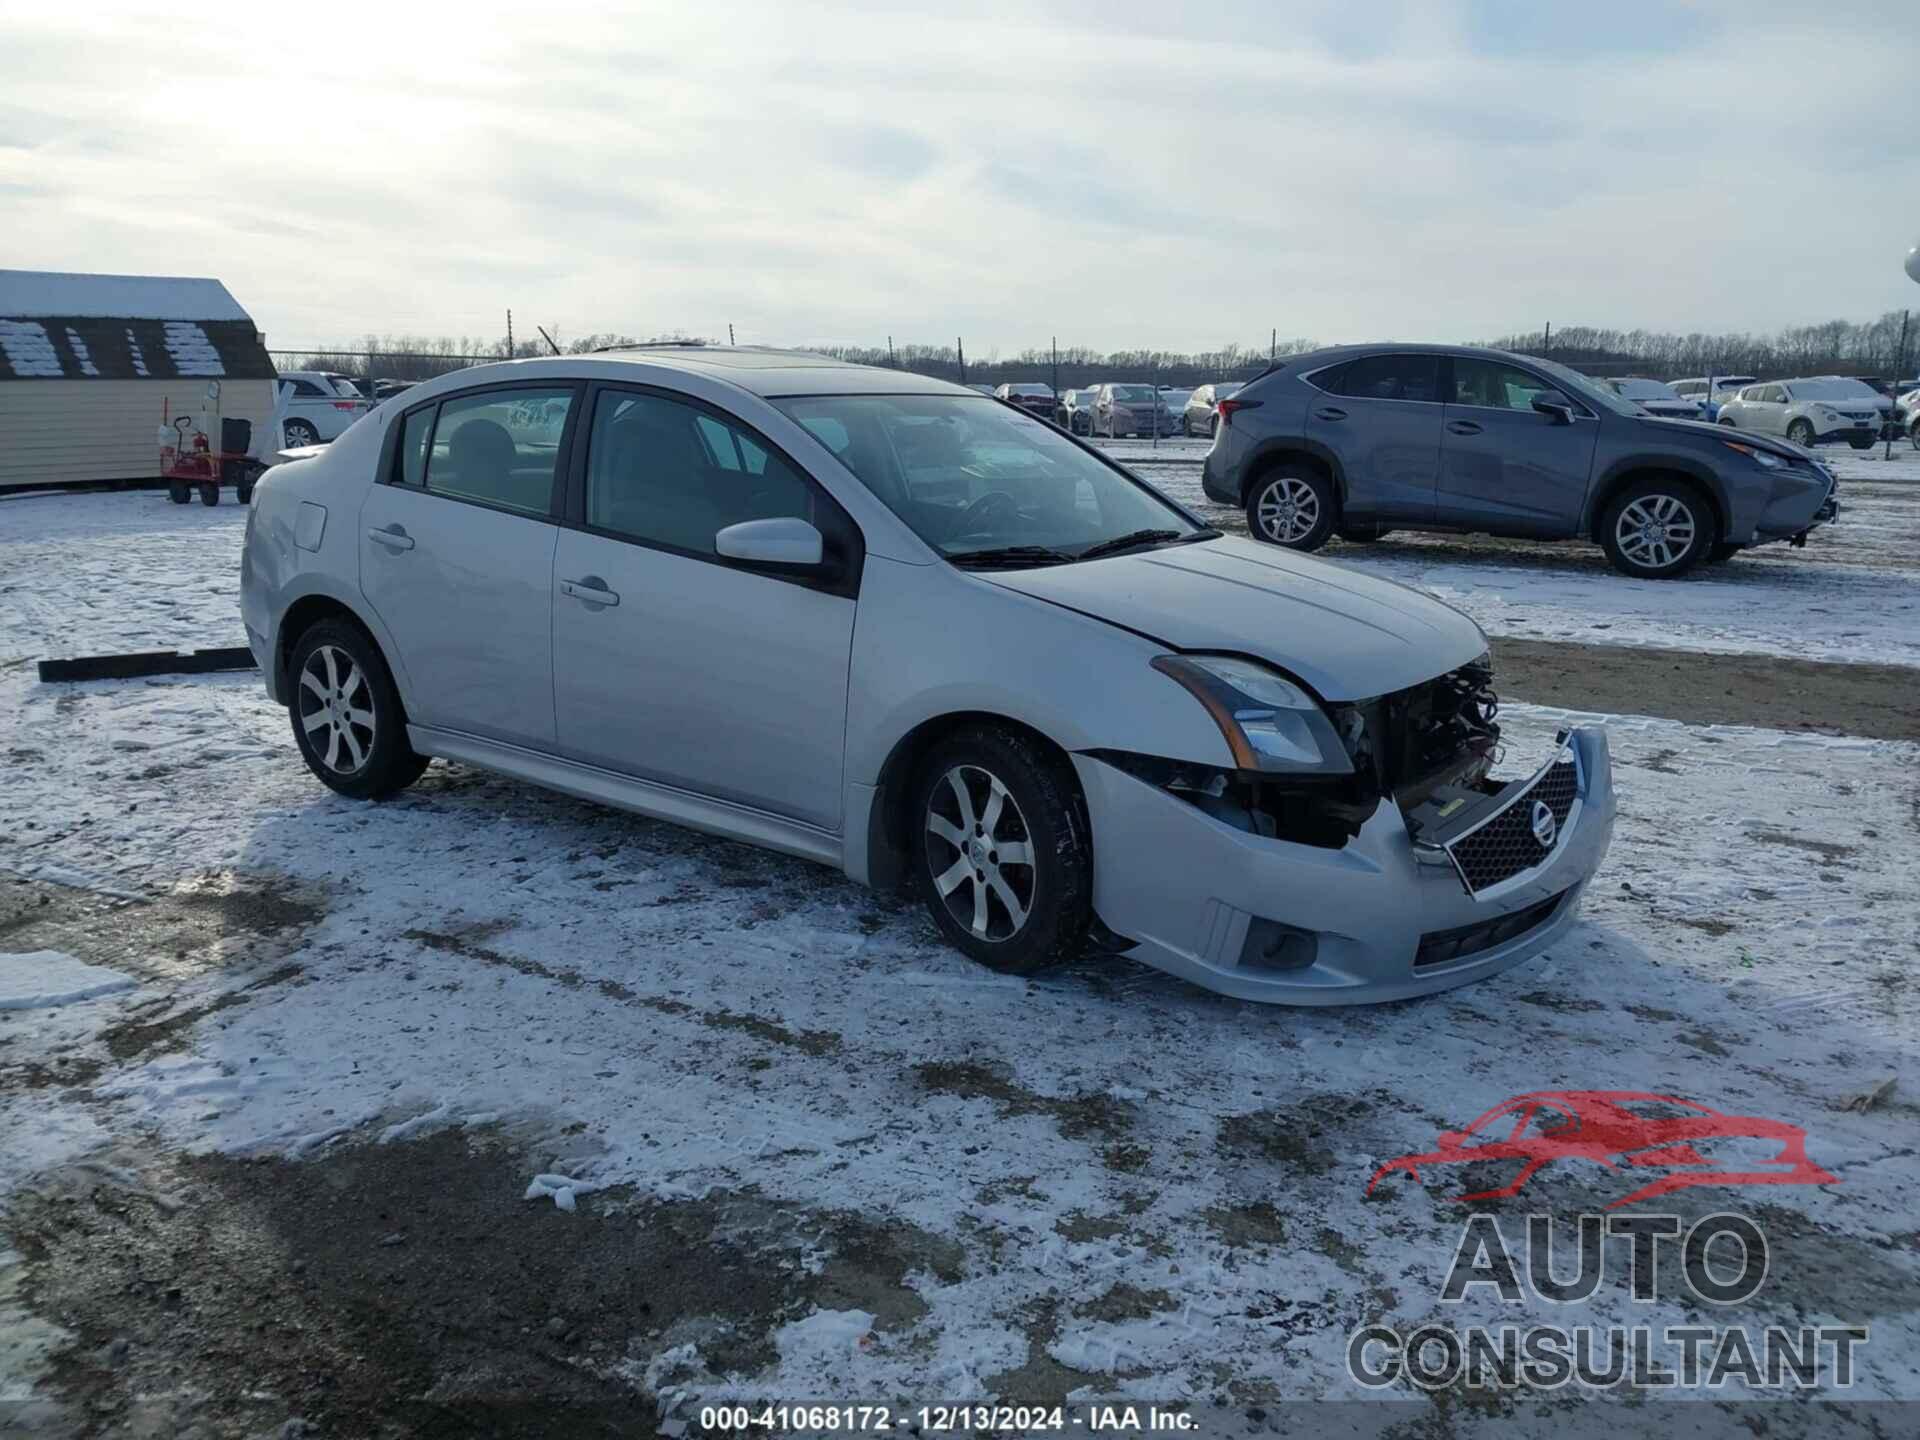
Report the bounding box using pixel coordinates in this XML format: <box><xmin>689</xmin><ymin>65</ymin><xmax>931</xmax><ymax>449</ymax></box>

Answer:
<box><xmin>1600</xmin><ymin>478</ymin><xmax>1719</xmax><ymax>578</ymax></box>
<box><xmin>1848</xmin><ymin>438</ymin><xmax>1873</xmax><ymax>450</ymax></box>
<box><xmin>286</xmin><ymin>618</ymin><xmax>429</xmax><ymax>800</ymax></box>
<box><xmin>283</xmin><ymin>419</ymin><xmax>321</xmax><ymax>448</ymax></box>
<box><xmin>198</xmin><ymin>482</ymin><xmax>219</xmax><ymax>506</ymax></box>
<box><xmin>1246</xmin><ymin>466</ymin><xmax>1335</xmax><ymax>552</ymax></box>
<box><xmin>167</xmin><ymin>482</ymin><xmax>190</xmax><ymax>504</ymax></box>
<box><xmin>910</xmin><ymin>725</ymin><xmax>1091</xmax><ymax>977</ymax></box>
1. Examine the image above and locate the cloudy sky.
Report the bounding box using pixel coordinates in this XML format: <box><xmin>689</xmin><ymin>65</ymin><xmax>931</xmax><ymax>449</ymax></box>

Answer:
<box><xmin>2</xmin><ymin>0</ymin><xmax>1915</xmax><ymax>356</ymax></box>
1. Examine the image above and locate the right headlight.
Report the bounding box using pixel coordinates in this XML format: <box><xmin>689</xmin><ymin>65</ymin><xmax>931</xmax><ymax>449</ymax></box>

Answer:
<box><xmin>1151</xmin><ymin>654</ymin><xmax>1353</xmax><ymax>775</ymax></box>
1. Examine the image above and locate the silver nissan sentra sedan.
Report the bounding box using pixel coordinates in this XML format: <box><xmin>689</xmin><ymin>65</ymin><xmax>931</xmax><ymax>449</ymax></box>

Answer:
<box><xmin>240</xmin><ymin>346</ymin><xmax>1615</xmax><ymax>1004</ymax></box>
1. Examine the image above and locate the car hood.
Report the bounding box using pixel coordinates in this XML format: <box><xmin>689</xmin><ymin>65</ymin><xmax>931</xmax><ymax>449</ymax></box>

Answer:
<box><xmin>1636</xmin><ymin>414</ymin><xmax>1813</xmax><ymax>460</ymax></box>
<box><xmin>982</xmin><ymin>536</ymin><xmax>1488</xmax><ymax>701</ymax></box>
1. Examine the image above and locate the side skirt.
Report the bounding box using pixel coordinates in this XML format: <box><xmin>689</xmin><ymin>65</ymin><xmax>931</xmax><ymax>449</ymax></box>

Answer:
<box><xmin>407</xmin><ymin>725</ymin><xmax>845</xmax><ymax>870</ymax></box>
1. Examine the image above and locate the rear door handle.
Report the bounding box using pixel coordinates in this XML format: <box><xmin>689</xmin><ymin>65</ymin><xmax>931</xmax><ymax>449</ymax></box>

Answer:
<box><xmin>1313</xmin><ymin>407</ymin><xmax>1347</xmax><ymax>421</ymax></box>
<box><xmin>560</xmin><ymin>576</ymin><xmax>620</xmax><ymax>608</ymax></box>
<box><xmin>366</xmin><ymin>525</ymin><xmax>414</xmax><ymax>551</ymax></box>
<box><xmin>1446</xmin><ymin>420</ymin><xmax>1484</xmax><ymax>436</ymax></box>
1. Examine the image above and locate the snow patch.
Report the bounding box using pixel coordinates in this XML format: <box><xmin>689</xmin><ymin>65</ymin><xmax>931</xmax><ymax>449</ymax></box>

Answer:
<box><xmin>162</xmin><ymin>321</ymin><xmax>224</xmax><ymax>376</ymax></box>
<box><xmin>0</xmin><ymin>951</ymin><xmax>137</xmax><ymax>1011</ymax></box>
<box><xmin>773</xmin><ymin>1307</ymin><xmax>876</xmax><ymax>1365</ymax></box>
<box><xmin>524</xmin><ymin>1172</ymin><xmax>602</xmax><ymax>1212</ymax></box>
<box><xmin>124</xmin><ymin>328</ymin><xmax>148</xmax><ymax>376</ymax></box>
<box><xmin>0</xmin><ymin>321</ymin><xmax>61</xmax><ymax>376</ymax></box>
<box><xmin>63</xmin><ymin>327</ymin><xmax>98</xmax><ymax>376</ymax></box>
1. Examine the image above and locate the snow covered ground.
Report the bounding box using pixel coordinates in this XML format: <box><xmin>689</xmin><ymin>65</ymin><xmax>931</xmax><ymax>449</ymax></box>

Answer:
<box><xmin>1109</xmin><ymin>439</ymin><xmax>1920</xmax><ymax>666</ymax></box>
<box><xmin>2</xmin><ymin>486</ymin><xmax>1918</xmax><ymax>1423</ymax></box>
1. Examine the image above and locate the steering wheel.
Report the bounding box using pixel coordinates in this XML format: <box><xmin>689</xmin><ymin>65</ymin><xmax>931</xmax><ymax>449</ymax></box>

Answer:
<box><xmin>956</xmin><ymin>490</ymin><xmax>1021</xmax><ymax>534</ymax></box>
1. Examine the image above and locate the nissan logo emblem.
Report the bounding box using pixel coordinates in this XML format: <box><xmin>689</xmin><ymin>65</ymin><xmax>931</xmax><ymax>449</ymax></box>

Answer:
<box><xmin>1531</xmin><ymin>800</ymin><xmax>1558</xmax><ymax>848</ymax></box>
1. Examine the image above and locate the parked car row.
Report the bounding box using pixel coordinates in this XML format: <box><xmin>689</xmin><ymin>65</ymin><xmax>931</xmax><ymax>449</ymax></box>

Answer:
<box><xmin>1200</xmin><ymin>343</ymin><xmax>1839</xmax><ymax>579</ymax></box>
<box><xmin>1714</xmin><ymin>377</ymin><xmax>1890</xmax><ymax>449</ymax></box>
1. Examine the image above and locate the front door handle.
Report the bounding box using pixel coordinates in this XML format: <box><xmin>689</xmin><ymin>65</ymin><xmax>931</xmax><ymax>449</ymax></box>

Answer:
<box><xmin>367</xmin><ymin>524</ymin><xmax>414</xmax><ymax>551</ymax></box>
<box><xmin>561</xmin><ymin>576</ymin><xmax>620</xmax><ymax>608</ymax></box>
<box><xmin>1313</xmin><ymin>407</ymin><xmax>1347</xmax><ymax>421</ymax></box>
<box><xmin>1446</xmin><ymin>420</ymin><xmax>1484</xmax><ymax>436</ymax></box>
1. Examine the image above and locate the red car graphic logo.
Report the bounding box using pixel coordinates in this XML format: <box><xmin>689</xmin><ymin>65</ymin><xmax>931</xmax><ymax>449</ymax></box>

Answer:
<box><xmin>1368</xmin><ymin>1090</ymin><xmax>1836</xmax><ymax>1209</ymax></box>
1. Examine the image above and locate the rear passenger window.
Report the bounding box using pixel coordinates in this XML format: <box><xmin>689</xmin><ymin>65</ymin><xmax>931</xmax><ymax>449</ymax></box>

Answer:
<box><xmin>423</xmin><ymin>387</ymin><xmax>573</xmax><ymax>516</ymax></box>
<box><xmin>398</xmin><ymin>405</ymin><xmax>434</xmax><ymax>487</ymax></box>
<box><xmin>1330</xmin><ymin>354</ymin><xmax>1442</xmax><ymax>403</ymax></box>
<box><xmin>585</xmin><ymin>391</ymin><xmax>818</xmax><ymax>556</ymax></box>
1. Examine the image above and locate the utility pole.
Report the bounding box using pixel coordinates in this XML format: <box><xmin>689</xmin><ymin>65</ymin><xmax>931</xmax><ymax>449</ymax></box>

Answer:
<box><xmin>1544</xmin><ymin>320</ymin><xmax>1552</xmax><ymax>355</ymax></box>
<box><xmin>1887</xmin><ymin>309</ymin><xmax>1910</xmax><ymax>460</ymax></box>
<box><xmin>1051</xmin><ymin>336</ymin><xmax>1058</xmax><ymax>403</ymax></box>
<box><xmin>506</xmin><ymin>309</ymin><xmax>514</xmax><ymax>358</ymax></box>
<box><xmin>957</xmin><ymin>336</ymin><xmax>966</xmax><ymax>386</ymax></box>
<box><xmin>888</xmin><ymin>335</ymin><xmax>896</xmax><ymax>368</ymax></box>
<box><xmin>728</xmin><ymin>323</ymin><xmax>736</xmax><ymax>346</ymax></box>
<box><xmin>1270</xmin><ymin>328</ymin><xmax>1276</xmax><ymax>365</ymax></box>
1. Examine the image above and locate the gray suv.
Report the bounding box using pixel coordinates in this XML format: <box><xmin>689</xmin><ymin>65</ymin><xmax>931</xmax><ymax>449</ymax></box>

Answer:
<box><xmin>1201</xmin><ymin>344</ymin><xmax>1840</xmax><ymax>577</ymax></box>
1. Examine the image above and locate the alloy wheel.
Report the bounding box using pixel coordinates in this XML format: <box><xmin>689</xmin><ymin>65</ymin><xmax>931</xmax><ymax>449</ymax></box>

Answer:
<box><xmin>1254</xmin><ymin>476</ymin><xmax>1321</xmax><ymax>543</ymax></box>
<box><xmin>1788</xmin><ymin>421</ymin><xmax>1814</xmax><ymax>447</ymax></box>
<box><xmin>297</xmin><ymin>644</ymin><xmax>376</xmax><ymax>774</ymax></box>
<box><xmin>924</xmin><ymin>764</ymin><xmax>1036</xmax><ymax>943</ymax></box>
<box><xmin>1613</xmin><ymin>493</ymin><xmax>1697</xmax><ymax>571</ymax></box>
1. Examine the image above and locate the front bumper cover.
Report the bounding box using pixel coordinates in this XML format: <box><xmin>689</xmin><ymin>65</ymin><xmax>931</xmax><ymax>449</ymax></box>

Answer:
<box><xmin>1073</xmin><ymin>726</ymin><xmax>1615</xmax><ymax>1004</ymax></box>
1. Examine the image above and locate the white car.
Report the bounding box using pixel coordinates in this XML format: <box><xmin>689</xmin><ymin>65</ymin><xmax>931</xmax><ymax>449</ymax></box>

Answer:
<box><xmin>1604</xmin><ymin>377</ymin><xmax>1702</xmax><ymax>421</ymax></box>
<box><xmin>276</xmin><ymin>370</ymin><xmax>375</xmax><ymax>447</ymax></box>
<box><xmin>1670</xmin><ymin>375</ymin><xmax>1755</xmax><ymax>421</ymax></box>
<box><xmin>1716</xmin><ymin>377</ymin><xmax>1887</xmax><ymax>451</ymax></box>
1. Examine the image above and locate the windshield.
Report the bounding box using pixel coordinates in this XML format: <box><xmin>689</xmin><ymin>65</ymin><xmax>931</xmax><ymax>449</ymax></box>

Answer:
<box><xmin>1007</xmin><ymin>384</ymin><xmax>1051</xmax><ymax>398</ymax></box>
<box><xmin>1108</xmin><ymin>385</ymin><xmax>1156</xmax><ymax>402</ymax></box>
<box><xmin>771</xmin><ymin>394</ymin><xmax>1206</xmax><ymax>564</ymax></box>
<box><xmin>1528</xmin><ymin>358</ymin><xmax>1640</xmax><ymax>417</ymax></box>
<box><xmin>1792</xmin><ymin>379</ymin><xmax>1879</xmax><ymax>401</ymax></box>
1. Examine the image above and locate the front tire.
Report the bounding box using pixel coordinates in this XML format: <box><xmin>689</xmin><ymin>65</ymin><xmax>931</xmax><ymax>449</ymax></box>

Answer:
<box><xmin>198</xmin><ymin>482</ymin><xmax>219</xmax><ymax>506</ymax></box>
<box><xmin>1848</xmin><ymin>438</ymin><xmax>1873</xmax><ymax>450</ymax></box>
<box><xmin>1246</xmin><ymin>467</ymin><xmax>1335</xmax><ymax>552</ymax></box>
<box><xmin>911</xmin><ymin>726</ymin><xmax>1091</xmax><ymax>977</ymax></box>
<box><xmin>287</xmin><ymin>619</ymin><xmax>428</xmax><ymax>799</ymax></box>
<box><xmin>167</xmin><ymin>482</ymin><xmax>190</xmax><ymax>504</ymax></box>
<box><xmin>1600</xmin><ymin>478</ymin><xmax>1719</xmax><ymax>578</ymax></box>
<box><xmin>1787</xmin><ymin>419</ymin><xmax>1815</xmax><ymax>448</ymax></box>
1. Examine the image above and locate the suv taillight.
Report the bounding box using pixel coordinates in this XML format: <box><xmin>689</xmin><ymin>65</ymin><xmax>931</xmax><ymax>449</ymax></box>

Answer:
<box><xmin>1217</xmin><ymin>398</ymin><xmax>1247</xmax><ymax>426</ymax></box>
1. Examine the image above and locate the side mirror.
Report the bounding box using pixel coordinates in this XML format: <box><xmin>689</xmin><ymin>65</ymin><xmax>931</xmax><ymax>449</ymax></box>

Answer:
<box><xmin>1531</xmin><ymin>389</ymin><xmax>1576</xmax><ymax>424</ymax></box>
<box><xmin>715</xmin><ymin>516</ymin><xmax>825</xmax><ymax>570</ymax></box>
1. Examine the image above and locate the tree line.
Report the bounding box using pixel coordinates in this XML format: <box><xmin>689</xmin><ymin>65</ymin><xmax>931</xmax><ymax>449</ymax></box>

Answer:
<box><xmin>280</xmin><ymin>309</ymin><xmax>1915</xmax><ymax>390</ymax></box>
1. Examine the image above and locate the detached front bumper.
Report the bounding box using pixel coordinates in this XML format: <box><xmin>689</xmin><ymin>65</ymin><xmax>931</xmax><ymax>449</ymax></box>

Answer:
<box><xmin>1073</xmin><ymin>726</ymin><xmax>1615</xmax><ymax>1005</ymax></box>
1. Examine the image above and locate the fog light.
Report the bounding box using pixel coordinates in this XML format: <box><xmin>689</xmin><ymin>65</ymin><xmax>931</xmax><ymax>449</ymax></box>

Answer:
<box><xmin>1240</xmin><ymin>917</ymin><xmax>1318</xmax><ymax>972</ymax></box>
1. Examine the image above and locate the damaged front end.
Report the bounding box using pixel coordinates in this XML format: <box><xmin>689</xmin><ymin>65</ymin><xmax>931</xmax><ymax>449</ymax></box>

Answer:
<box><xmin>1106</xmin><ymin>654</ymin><xmax>1508</xmax><ymax>856</ymax></box>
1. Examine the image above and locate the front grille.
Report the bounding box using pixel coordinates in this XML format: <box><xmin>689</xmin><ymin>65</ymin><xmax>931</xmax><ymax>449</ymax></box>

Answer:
<box><xmin>1444</xmin><ymin>756</ymin><xmax>1579</xmax><ymax>893</ymax></box>
<box><xmin>1415</xmin><ymin>889</ymin><xmax>1570</xmax><ymax>968</ymax></box>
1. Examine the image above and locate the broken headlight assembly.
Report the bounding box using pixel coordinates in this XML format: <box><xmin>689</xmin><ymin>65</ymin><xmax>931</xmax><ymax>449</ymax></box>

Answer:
<box><xmin>1149</xmin><ymin>654</ymin><xmax>1353</xmax><ymax>775</ymax></box>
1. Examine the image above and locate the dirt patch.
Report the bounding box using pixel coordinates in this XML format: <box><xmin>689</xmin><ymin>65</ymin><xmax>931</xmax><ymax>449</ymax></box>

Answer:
<box><xmin>1624</xmin><ymin>1004</ymin><xmax>1682</xmax><ymax>1023</ymax></box>
<box><xmin>1077</xmin><ymin>1283</ymin><xmax>1174</xmax><ymax>1324</ymax></box>
<box><xmin>8</xmin><ymin>1130</ymin><xmax>959</xmax><ymax>1438</ymax></box>
<box><xmin>1054</xmin><ymin>1210</ymin><xmax>1129</xmax><ymax>1243</ymax></box>
<box><xmin>96</xmin><ymin>963</ymin><xmax>303</xmax><ymax>1061</ymax></box>
<box><xmin>0</xmin><ymin>871</ymin><xmax>325</xmax><ymax>984</ymax></box>
<box><xmin>1490</xmin><ymin>639</ymin><xmax>1920</xmax><ymax>742</ymax></box>
<box><xmin>981</xmin><ymin>1296</ymin><xmax>1102</xmax><ymax>1404</ymax></box>
<box><xmin>1516</xmin><ymin>991</ymin><xmax>1607</xmax><ymax>1014</ymax></box>
<box><xmin>1743</xmin><ymin>828</ymin><xmax>1858</xmax><ymax>868</ymax></box>
<box><xmin>1676</xmin><ymin>1029</ymin><xmax>1733</xmax><ymax>1057</ymax></box>
<box><xmin>404</xmin><ymin>923</ymin><xmax>841</xmax><ymax>1055</ymax></box>
<box><xmin>1203</xmin><ymin>1201</ymin><xmax>1288</xmax><ymax>1248</ymax></box>
<box><xmin>914</xmin><ymin>1060</ymin><xmax>1132</xmax><ymax>1140</ymax></box>
<box><xmin>1216</xmin><ymin>1092</ymin><xmax>1378</xmax><ymax>1177</ymax></box>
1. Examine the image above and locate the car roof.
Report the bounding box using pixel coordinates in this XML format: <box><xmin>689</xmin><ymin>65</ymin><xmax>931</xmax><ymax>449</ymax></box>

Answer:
<box><xmin>400</xmin><ymin>346</ymin><xmax>979</xmax><ymax>400</ymax></box>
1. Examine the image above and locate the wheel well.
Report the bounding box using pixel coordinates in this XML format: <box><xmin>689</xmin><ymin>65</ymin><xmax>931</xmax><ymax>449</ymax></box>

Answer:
<box><xmin>275</xmin><ymin>595</ymin><xmax>376</xmax><ymax>697</ymax></box>
<box><xmin>1242</xmin><ymin>448</ymin><xmax>1338</xmax><ymax>510</ymax></box>
<box><xmin>866</xmin><ymin>711</ymin><xmax>1080</xmax><ymax>892</ymax></box>
<box><xmin>1587</xmin><ymin>468</ymin><xmax>1728</xmax><ymax>546</ymax></box>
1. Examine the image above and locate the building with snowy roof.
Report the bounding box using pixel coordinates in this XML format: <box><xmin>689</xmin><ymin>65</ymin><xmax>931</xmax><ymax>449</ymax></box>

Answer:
<box><xmin>0</xmin><ymin>269</ymin><xmax>277</xmax><ymax>488</ymax></box>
